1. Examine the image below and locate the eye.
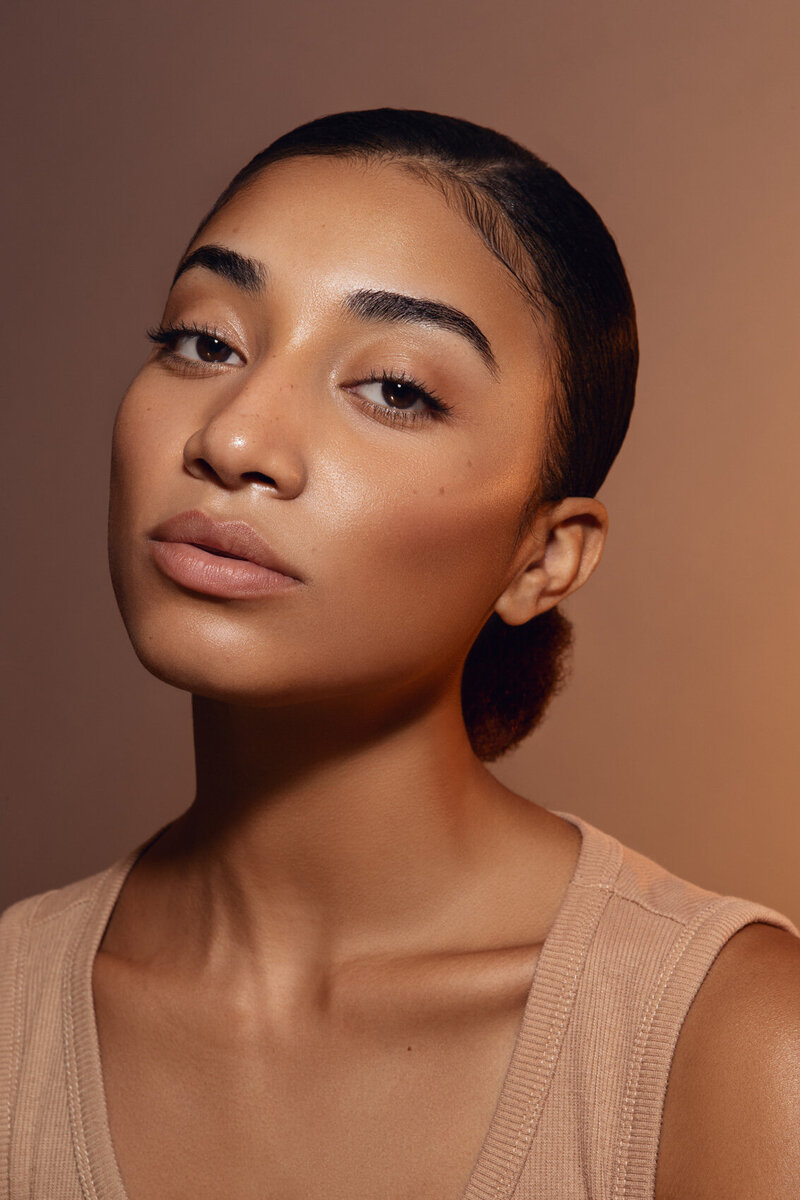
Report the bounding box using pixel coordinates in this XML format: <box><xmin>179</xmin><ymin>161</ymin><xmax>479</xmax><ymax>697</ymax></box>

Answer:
<box><xmin>346</xmin><ymin>371</ymin><xmax>452</xmax><ymax>426</ymax></box>
<box><xmin>146</xmin><ymin>322</ymin><xmax>245</xmax><ymax>367</ymax></box>
<box><xmin>357</xmin><ymin>377</ymin><xmax>432</xmax><ymax>414</ymax></box>
<box><xmin>171</xmin><ymin>332</ymin><xmax>243</xmax><ymax>365</ymax></box>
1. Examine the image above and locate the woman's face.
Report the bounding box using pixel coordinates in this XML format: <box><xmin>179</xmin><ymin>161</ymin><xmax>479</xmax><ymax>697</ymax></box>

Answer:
<box><xmin>109</xmin><ymin>155</ymin><xmax>555</xmax><ymax>710</ymax></box>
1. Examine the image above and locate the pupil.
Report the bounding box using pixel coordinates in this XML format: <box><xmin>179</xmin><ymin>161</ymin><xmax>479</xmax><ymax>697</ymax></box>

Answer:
<box><xmin>382</xmin><ymin>381</ymin><xmax>417</xmax><ymax>409</ymax></box>
<box><xmin>198</xmin><ymin>335</ymin><xmax>229</xmax><ymax>363</ymax></box>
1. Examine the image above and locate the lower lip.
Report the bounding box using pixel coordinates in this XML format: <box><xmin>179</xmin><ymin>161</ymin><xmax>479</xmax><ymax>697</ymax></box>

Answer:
<box><xmin>149</xmin><ymin>540</ymin><xmax>301</xmax><ymax>599</ymax></box>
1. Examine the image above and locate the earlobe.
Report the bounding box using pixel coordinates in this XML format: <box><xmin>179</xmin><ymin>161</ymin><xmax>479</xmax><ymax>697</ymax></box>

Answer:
<box><xmin>493</xmin><ymin>558</ymin><xmax>549</xmax><ymax>627</ymax></box>
<box><xmin>493</xmin><ymin>498</ymin><xmax>608</xmax><ymax>627</ymax></box>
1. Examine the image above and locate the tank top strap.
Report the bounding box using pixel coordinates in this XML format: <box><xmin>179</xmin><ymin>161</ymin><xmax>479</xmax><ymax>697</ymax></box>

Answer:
<box><xmin>509</xmin><ymin>811</ymin><xmax>799</xmax><ymax>1199</ymax></box>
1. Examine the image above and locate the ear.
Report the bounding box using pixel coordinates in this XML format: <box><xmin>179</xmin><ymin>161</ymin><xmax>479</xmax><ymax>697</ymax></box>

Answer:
<box><xmin>493</xmin><ymin>497</ymin><xmax>609</xmax><ymax>626</ymax></box>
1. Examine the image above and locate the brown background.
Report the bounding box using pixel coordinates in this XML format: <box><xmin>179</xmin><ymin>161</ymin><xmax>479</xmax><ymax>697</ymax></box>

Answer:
<box><xmin>3</xmin><ymin>0</ymin><xmax>798</xmax><ymax>919</ymax></box>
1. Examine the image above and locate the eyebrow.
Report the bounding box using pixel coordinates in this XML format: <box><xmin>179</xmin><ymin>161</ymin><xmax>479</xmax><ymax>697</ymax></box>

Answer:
<box><xmin>170</xmin><ymin>244</ymin><xmax>498</xmax><ymax>376</ymax></box>
<box><xmin>344</xmin><ymin>289</ymin><xmax>498</xmax><ymax>377</ymax></box>
<box><xmin>171</xmin><ymin>244</ymin><xmax>267</xmax><ymax>294</ymax></box>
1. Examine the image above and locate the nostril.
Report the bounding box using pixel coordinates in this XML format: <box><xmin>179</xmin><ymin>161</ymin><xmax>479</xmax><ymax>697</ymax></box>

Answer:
<box><xmin>185</xmin><ymin>457</ymin><xmax>278</xmax><ymax>489</ymax></box>
<box><xmin>189</xmin><ymin>458</ymin><xmax>222</xmax><ymax>484</ymax></box>
<box><xmin>242</xmin><ymin>471</ymin><xmax>278</xmax><ymax>487</ymax></box>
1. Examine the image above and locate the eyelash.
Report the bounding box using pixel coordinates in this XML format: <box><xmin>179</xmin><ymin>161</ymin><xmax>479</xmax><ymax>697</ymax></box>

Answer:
<box><xmin>346</xmin><ymin>369</ymin><xmax>451</xmax><ymax>426</ymax></box>
<box><xmin>145</xmin><ymin>321</ymin><xmax>452</xmax><ymax>427</ymax></box>
<box><xmin>146</xmin><ymin>320</ymin><xmax>235</xmax><ymax>366</ymax></box>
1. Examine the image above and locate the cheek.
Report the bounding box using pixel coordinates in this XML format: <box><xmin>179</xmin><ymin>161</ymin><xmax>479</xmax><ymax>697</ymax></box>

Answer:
<box><xmin>111</xmin><ymin>389</ymin><xmax>154</xmax><ymax>513</ymax></box>
<box><xmin>108</xmin><ymin>386</ymin><xmax>183</xmax><ymax>601</ymax></box>
<box><xmin>111</xmin><ymin>382</ymin><xmax>179</xmax><ymax>491</ymax></box>
<box><xmin>110</xmin><ymin>371</ymin><xmax>208</xmax><ymax>523</ymax></box>
<box><xmin>310</xmin><ymin>448</ymin><xmax>524</xmax><ymax>662</ymax></box>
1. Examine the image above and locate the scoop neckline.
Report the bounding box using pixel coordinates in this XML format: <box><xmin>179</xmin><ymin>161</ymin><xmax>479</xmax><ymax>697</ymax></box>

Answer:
<box><xmin>63</xmin><ymin>810</ymin><xmax>622</xmax><ymax>1200</ymax></box>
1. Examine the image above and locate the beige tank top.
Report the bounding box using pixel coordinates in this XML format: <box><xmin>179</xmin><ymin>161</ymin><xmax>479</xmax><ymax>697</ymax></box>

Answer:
<box><xmin>1</xmin><ymin>810</ymin><xmax>797</xmax><ymax>1200</ymax></box>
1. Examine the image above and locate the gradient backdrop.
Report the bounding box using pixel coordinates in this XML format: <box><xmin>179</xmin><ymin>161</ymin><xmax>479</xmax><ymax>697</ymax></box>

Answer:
<box><xmin>3</xmin><ymin>0</ymin><xmax>798</xmax><ymax>919</ymax></box>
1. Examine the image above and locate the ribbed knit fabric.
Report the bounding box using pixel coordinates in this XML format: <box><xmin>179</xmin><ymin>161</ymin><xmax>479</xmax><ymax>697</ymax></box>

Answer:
<box><xmin>1</xmin><ymin>811</ymin><xmax>797</xmax><ymax>1200</ymax></box>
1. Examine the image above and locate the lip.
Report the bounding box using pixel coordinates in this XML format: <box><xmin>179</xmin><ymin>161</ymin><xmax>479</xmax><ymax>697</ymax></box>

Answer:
<box><xmin>148</xmin><ymin>509</ymin><xmax>303</xmax><ymax>600</ymax></box>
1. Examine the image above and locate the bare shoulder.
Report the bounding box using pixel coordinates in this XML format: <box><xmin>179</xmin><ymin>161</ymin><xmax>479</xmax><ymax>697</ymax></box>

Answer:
<box><xmin>655</xmin><ymin>921</ymin><xmax>800</xmax><ymax>1200</ymax></box>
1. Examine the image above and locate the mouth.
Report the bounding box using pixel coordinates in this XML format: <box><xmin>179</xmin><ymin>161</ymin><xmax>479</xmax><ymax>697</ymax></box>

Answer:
<box><xmin>190</xmin><ymin>542</ymin><xmax>249</xmax><ymax>561</ymax></box>
<box><xmin>147</xmin><ymin>510</ymin><xmax>304</xmax><ymax>600</ymax></box>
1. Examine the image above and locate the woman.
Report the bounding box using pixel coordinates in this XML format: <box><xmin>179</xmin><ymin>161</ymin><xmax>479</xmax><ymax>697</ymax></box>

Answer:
<box><xmin>1</xmin><ymin>109</ymin><xmax>797</xmax><ymax>1200</ymax></box>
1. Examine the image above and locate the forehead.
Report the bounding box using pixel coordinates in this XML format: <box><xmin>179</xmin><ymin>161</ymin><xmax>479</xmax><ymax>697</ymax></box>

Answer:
<box><xmin>195</xmin><ymin>155</ymin><xmax>551</xmax><ymax>384</ymax></box>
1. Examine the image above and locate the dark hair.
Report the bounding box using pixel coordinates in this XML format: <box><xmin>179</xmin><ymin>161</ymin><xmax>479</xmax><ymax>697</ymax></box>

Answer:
<box><xmin>188</xmin><ymin>108</ymin><xmax>638</xmax><ymax>761</ymax></box>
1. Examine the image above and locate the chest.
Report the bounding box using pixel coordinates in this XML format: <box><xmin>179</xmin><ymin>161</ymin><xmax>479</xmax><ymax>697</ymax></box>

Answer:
<box><xmin>92</xmin><ymin>950</ymin><xmax>539</xmax><ymax>1200</ymax></box>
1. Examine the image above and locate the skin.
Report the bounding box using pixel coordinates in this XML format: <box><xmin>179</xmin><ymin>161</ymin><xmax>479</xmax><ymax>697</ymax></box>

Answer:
<box><xmin>655</xmin><ymin>923</ymin><xmax>800</xmax><ymax>1199</ymax></box>
<box><xmin>98</xmin><ymin>155</ymin><xmax>799</xmax><ymax>1198</ymax></box>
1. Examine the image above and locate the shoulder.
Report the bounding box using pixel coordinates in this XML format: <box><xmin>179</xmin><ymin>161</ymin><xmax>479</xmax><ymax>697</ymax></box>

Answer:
<box><xmin>1</xmin><ymin>871</ymin><xmax>102</xmax><ymax>934</ymax></box>
<box><xmin>0</xmin><ymin>869</ymin><xmax>110</xmax><ymax>984</ymax></box>
<box><xmin>655</xmin><ymin>921</ymin><xmax>800</xmax><ymax>1200</ymax></box>
<box><xmin>0</xmin><ymin>830</ymin><xmax>170</xmax><ymax>970</ymax></box>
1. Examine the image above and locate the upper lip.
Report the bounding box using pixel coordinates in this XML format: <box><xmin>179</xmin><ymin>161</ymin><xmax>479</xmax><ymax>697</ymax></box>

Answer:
<box><xmin>149</xmin><ymin>509</ymin><xmax>303</xmax><ymax>580</ymax></box>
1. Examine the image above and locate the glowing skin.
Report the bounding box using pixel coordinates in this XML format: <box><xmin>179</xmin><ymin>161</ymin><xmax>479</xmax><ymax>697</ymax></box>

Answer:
<box><xmin>110</xmin><ymin>157</ymin><xmax>604</xmax><ymax>713</ymax></box>
<box><xmin>98</xmin><ymin>155</ymin><xmax>610</xmax><ymax>1197</ymax></box>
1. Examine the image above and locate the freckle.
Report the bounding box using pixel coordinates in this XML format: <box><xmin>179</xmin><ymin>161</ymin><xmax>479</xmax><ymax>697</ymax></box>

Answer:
<box><xmin>407</xmin><ymin>1045</ymin><xmax>412</xmax><ymax>1051</ymax></box>
<box><xmin>438</xmin><ymin>486</ymin><xmax>445</xmax><ymax>495</ymax></box>
<box><xmin>466</xmin><ymin>459</ymin><xmax>473</xmax><ymax>468</ymax></box>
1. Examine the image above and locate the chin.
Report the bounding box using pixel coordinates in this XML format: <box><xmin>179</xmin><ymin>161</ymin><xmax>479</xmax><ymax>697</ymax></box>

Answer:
<box><xmin>116</xmin><ymin>598</ymin><xmax>298</xmax><ymax>704</ymax></box>
<box><xmin>127</xmin><ymin>639</ymin><xmax>307</xmax><ymax>706</ymax></box>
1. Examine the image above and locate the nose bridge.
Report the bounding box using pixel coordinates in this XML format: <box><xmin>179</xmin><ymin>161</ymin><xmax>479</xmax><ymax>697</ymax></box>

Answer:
<box><xmin>184</xmin><ymin>352</ymin><xmax>313</xmax><ymax>494</ymax></box>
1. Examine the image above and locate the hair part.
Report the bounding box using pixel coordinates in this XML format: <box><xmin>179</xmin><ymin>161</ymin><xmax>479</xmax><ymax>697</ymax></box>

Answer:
<box><xmin>189</xmin><ymin>108</ymin><xmax>638</xmax><ymax>761</ymax></box>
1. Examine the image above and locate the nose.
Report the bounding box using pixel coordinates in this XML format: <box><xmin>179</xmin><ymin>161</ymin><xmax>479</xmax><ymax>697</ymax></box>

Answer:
<box><xmin>182</xmin><ymin>372</ymin><xmax>307</xmax><ymax>498</ymax></box>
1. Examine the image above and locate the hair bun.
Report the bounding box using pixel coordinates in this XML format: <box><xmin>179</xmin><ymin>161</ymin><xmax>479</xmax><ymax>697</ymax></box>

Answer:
<box><xmin>461</xmin><ymin>607</ymin><xmax>574</xmax><ymax>761</ymax></box>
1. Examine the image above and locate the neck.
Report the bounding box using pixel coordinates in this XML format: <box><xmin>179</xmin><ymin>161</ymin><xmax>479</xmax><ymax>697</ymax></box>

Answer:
<box><xmin>122</xmin><ymin>686</ymin><xmax>566</xmax><ymax>996</ymax></box>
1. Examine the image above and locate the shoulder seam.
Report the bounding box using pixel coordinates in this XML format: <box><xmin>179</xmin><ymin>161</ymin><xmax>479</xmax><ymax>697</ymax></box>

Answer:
<box><xmin>34</xmin><ymin>895</ymin><xmax>93</xmax><ymax>926</ymax></box>
<box><xmin>571</xmin><ymin>879</ymin><xmax>691</xmax><ymax>927</ymax></box>
<box><xmin>607</xmin><ymin>887</ymin><xmax>691</xmax><ymax>926</ymax></box>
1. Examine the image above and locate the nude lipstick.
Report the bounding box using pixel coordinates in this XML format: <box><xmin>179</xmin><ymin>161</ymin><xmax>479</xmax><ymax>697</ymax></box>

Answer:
<box><xmin>148</xmin><ymin>509</ymin><xmax>303</xmax><ymax>599</ymax></box>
